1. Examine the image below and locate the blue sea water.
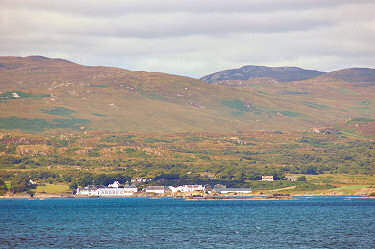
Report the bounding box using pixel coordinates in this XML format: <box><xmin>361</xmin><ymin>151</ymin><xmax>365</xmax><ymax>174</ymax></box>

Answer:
<box><xmin>0</xmin><ymin>197</ymin><xmax>374</xmax><ymax>248</ymax></box>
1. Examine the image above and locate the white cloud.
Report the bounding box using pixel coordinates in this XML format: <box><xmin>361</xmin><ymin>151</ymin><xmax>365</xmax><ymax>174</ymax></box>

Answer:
<box><xmin>0</xmin><ymin>0</ymin><xmax>374</xmax><ymax>77</ymax></box>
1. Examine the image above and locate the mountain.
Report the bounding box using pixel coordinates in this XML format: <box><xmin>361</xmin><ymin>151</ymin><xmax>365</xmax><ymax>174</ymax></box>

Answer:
<box><xmin>201</xmin><ymin>65</ymin><xmax>375</xmax><ymax>87</ymax></box>
<box><xmin>0</xmin><ymin>56</ymin><xmax>374</xmax><ymax>134</ymax></box>
<box><xmin>200</xmin><ymin>65</ymin><xmax>324</xmax><ymax>83</ymax></box>
<box><xmin>318</xmin><ymin>68</ymin><xmax>375</xmax><ymax>86</ymax></box>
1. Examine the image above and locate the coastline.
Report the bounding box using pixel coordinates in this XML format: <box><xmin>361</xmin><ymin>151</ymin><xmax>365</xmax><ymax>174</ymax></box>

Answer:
<box><xmin>185</xmin><ymin>196</ymin><xmax>298</xmax><ymax>201</ymax></box>
<box><xmin>1</xmin><ymin>185</ymin><xmax>374</xmax><ymax>200</ymax></box>
<box><xmin>1</xmin><ymin>192</ymin><xmax>375</xmax><ymax>200</ymax></box>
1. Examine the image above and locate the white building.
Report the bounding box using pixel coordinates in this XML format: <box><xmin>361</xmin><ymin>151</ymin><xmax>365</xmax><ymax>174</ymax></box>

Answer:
<box><xmin>76</xmin><ymin>187</ymin><xmax>92</xmax><ymax>195</ymax></box>
<box><xmin>95</xmin><ymin>187</ymin><xmax>135</xmax><ymax>196</ymax></box>
<box><xmin>286</xmin><ymin>176</ymin><xmax>297</xmax><ymax>181</ymax></box>
<box><xmin>131</xmin><ymin>178</ymin><xmax>152</xmax><ymax>184</ymax></box>
<box><xmin>144</xmin><ymin>186</ymin><xmax>170</xmax><ymax>194</ymax></box>
<box><xmin>169</xmin><ymin>185</ymin><xmax>206</xmax><ymax>193</ymax></box>
<box><xmin>212</xmin><ymin>184</ymin><xmax>252</xmax><ymax>194</ymax></box>
<box><xmin>108</xmin><ymin>181</ymin><xmax>120</xmax><ymax>188</ymax></box>
<box><xmin>123</xmin><ymin>183</ymin><xmax>138</xmax><ymax>193</ymax></box>
<box><xmin>76</xmin><ymin>181</ymin><xmax>138</xmax><ymax>196</ymax></box>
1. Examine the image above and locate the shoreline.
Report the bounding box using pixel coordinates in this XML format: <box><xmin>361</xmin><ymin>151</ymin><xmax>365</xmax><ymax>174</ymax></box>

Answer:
<box><xmin>185</xmin><ymin>196</ymin><xmax>297</xmax><ymax>201</ymax></box>
<box><xmin>1</xmin><ymin>193</ymin><xmax>374</xmax><ymax>200</ymax></box>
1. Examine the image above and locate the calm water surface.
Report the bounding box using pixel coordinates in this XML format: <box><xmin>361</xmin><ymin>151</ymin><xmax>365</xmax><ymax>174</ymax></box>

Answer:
<box><xmin>0</xmin><ymin>197</ymin><xmax>374</xmax><ymax>248</ymax></box>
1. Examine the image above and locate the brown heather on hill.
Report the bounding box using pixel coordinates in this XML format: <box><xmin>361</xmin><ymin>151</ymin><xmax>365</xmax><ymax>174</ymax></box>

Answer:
<box><xmin>0</xmin><ymin>56</ymin><xmax>374</xmax><ymax>134</ymax></box>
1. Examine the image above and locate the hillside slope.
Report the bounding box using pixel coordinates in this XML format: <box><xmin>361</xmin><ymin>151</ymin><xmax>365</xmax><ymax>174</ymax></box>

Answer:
<box><xmin>0</xmin><ymin>56</ymin><xmax>374</xmax><ymax>133</ymax></box>
<box><xmin>317</xmin><ymin>68</ymin><xmax>375</xmax><ymax>86</ymax></box>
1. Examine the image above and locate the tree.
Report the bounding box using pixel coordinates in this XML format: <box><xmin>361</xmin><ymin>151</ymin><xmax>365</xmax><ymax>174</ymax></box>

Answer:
<box><xmin>26</xmin><ymin>189</ymin><xmax>34</xmax><ymax>197</ymax></box>
<box><xmin>0</xmin><ymin>179</ymin><xmax>8</xmax><ymax>195</ymax></box>
<box><xmin>10</xmin><ymin>176</ymin><xmax>33</xmax><ymax>193</ymax></box>
<box><xmin>297</xmin><ymin>176</ymin><xmax>307</xmax><ymax>182</ymax></box>
<box><xmin>69</xmin><ymin>181</ymin><xmax>78</xmax><ymax>194</ymax></box>
<box><xmin>69</xmin><ymin>181</ymin><xmax>78</xmax><ymax>190</ymax></box>
<box><xmin>77</xmin><ymin>173</ymin><xmax>94</xmax><ymax>187</ymax></box>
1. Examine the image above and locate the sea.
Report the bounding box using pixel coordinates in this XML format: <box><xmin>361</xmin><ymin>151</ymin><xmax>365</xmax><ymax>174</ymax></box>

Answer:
<box><xmin>0</xmin><ymin>196</ymin><xmax>374</xmax><ymax>248</ymax></box>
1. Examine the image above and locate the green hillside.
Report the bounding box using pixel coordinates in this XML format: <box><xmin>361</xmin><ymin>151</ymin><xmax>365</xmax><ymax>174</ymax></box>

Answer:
<box><xmin>0</xmin><ymin>56</ymin><xmax>374</xmax><ymax>133</ymax></box>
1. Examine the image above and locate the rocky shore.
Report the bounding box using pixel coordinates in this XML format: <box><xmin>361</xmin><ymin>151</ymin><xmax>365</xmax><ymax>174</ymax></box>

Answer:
<box><xmin>185</xmin><ymin>196</ymin><xmax>297</xmax><ymax>201</ymax></box>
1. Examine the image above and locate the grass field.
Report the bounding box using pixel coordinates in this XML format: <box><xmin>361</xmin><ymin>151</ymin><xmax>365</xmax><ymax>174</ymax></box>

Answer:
<box><xmin>36</xmin><ymin>184</ymin><xmax>70</xmax><ymax>194</ymax></box>
<box><xmin>269</xmin><ymin>186</ymin><xmax>296</xmax><ymax>192</ymax></box>
<box><xmin>334</xmin><ymin>185</ymin><xmax>373</xmax><ymax>190</ymax></box>
<box><xmin>259</xmin><ymin>174</ymin><xmax>375</xmax><ymax>195</ymax></box>
<box><xmin>303</xmin><ymin>174</ymin><xmax>375</xmax><ymax>185</ymax></box>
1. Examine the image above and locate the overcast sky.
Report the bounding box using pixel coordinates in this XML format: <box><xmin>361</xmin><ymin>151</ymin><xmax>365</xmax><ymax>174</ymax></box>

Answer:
<box><xmin>1</xmin><ymin>0</ymin><xmax>374</xmax><ymax>77</ymax></box>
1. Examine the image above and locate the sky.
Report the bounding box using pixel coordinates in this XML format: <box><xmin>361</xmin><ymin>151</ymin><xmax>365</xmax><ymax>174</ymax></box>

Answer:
<box><xmin>1</xmin><ymin>0</ymin><xmax>374</xmax><ymax>78</ymax></box>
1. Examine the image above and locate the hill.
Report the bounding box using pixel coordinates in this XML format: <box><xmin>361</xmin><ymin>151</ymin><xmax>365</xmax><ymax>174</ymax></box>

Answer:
<box><xmin>0</xmin><ymin>56</ymin><xmax>374</xmax><ymax>134</ymax></box>
<box><xmin>200</xmin><ymin>65</ymin><xmax>324</xmax><ymax>83</ymax></box>
<box><xmin>317</xmin><ymin>68</ymin><xmax>375</xmax><ymax>86</ymax></box>
<box><xmin>199</xmin><ymin>65</ymin><xmax>375</xmax><ymax>137</ymax></box>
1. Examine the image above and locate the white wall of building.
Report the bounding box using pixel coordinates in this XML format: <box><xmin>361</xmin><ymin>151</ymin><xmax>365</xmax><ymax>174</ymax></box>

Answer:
<box><xmin>169</xmin><ymin>185</ymin><xmax>205</xmax><ymax>193</ymax></box>
<box><xmin>76</xmin><ymin>181</ymin><xmax>137</xmax><ymax>196</ymax></box>
<box><xmin>145</xmin><ymin>189</ymin><xmax>165</xmax><ymax>194</ymax></box>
